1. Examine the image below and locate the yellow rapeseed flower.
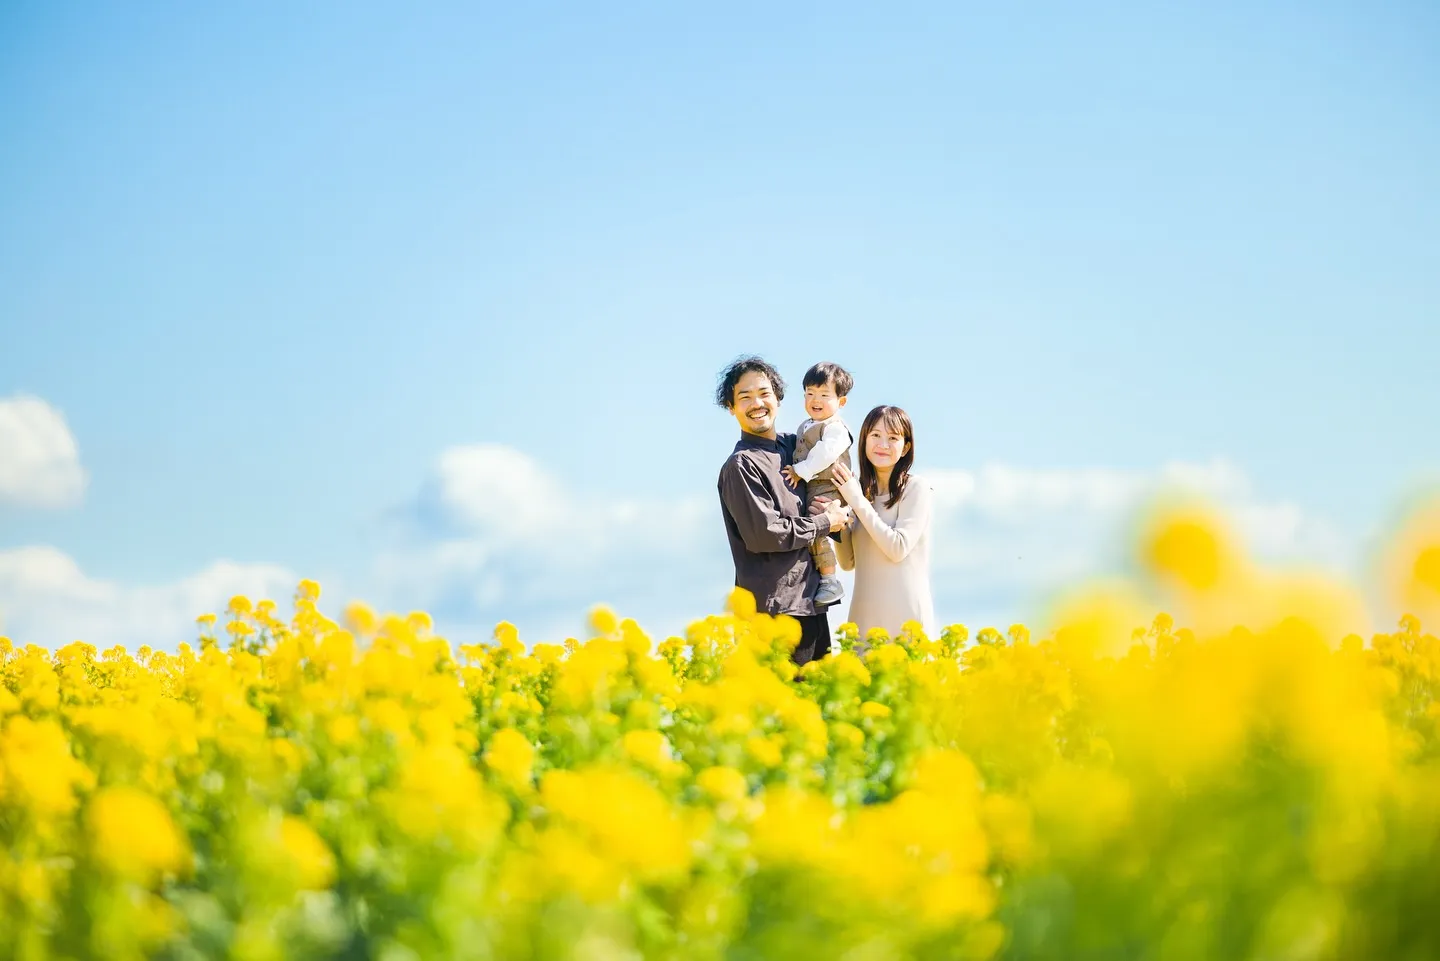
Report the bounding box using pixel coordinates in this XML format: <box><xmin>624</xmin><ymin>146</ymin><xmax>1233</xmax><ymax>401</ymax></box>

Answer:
<box><xmin>3</xmin><ymin>497</ymin><xmax>1438</xmax><ymax>957</ymax></box>
<box><xmin>87</xmin><ymin>786</ymin><xmax>189</xmax><ymax>881</ymax></box>
<box><xmin>622</xmin><ymin>729</ymin><xmax>670</xmax><ymax>770</ymax></box>
<box><xmin>865</xmin><ymin>643</ymin><xmax>908</xmax><ymax>672</ymax></box>
<box><xmin>326</xmin><ymin>714</ymin><xmax>360</xmax><ymax>748</ymax></box>
<box><xmin>831</xmin><ymin>652</ymin><xmax>872</xmax><ymax>686</ymax></box>
<box><xmin>726</xmin><ymin>587</ymin><xmax>757</xmax><ymax>619</ymax></box>
<box><xmin>751</xmin><ymin>787</ymin><xmax>837</xmax><ymax>864</ymax></box>
<box><xmin>697</xmin><ymin>765</ymin><xmax>749</xmax><ymax>805</ymax></box>
<box><xmin>2</xmin><ymin>716</ymin><xmax>94</xmax><ymax>816</ymax></box>
<box><xmin>343</xmin><ymin>601</ymin><xmax>378</xmax><ymax>636</ymax></box>
<box><xmin>278</xmin><ymin>815</ymin><xmax>336</xmax><ymax>890</ymax></box>
<box><xmin>493</xmin><ymin>621</ymin><xmax>523</xmax><ymax>655</ymax></box>
<box><xmin>588</xmin><ymin>605</ymin><xmax>619</xmax><ymax>637</ymax></box>
<box><xmin>1140</xmin><ymin>508</ymin><xmax>1235</xmax><ymax>591</ymax></box>
<box><xmin>830</xmin><ymin>722</ymin><xmax>864</xmax><ymax>751</ymax></box>
<box><xmin>532</xmin><ymin>642</ymin><xmax>565</xmax><ymax>666</ymax></box>
<box><xmin>1415</xmin><ymin>545</ymin><xmax>1440</xmax><ymax>594</ymax></box>
<box><xmin>541</xmin><ymin>767</ymin><xmax>690</xmax><ymax>879</ymax></box>
<box><xmin>485</xmin><ymin>728</ymin><xmax>536</xmax><ymax>789</ymax></box>
<box><xmin>745</xmin><ymin>734</ymin><xmax>784</xmax><ymax>768</ymax></box>
<box><xmin>1048</xmin><ymin>581</ymin><xmax>1149</xmax><ymax>658</ymax></box>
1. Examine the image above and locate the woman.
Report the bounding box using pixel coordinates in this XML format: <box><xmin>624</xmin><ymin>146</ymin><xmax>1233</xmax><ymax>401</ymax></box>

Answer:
<box><xmin>832</xmin><ymin>405</ymin><xmax>938</xmax><ymax>641</ymax></box>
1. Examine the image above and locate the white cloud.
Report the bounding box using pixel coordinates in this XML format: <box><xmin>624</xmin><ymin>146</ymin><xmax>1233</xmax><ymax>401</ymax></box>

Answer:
<box><xmin>921</xmin><ymin>459</ymin><xmax>1349</xmax><ymax>629</ymax></box>
<box><xmin>371</xmin><ymin>446</ymin><xmax>1353</xmax><ymax>644</ymax></box>
<box><xmin>374</xmin><ymin>444</ymin><xmax>727</xmax><ymax>643</ymax></box>
<box><xmin>428</xmin><ymin>444</ymin><xmax>717</xmax><ymax>557</ymax></box>
<box><xmin>0</xmin><ymin>443</ymin><xmax>1356</xmax><ymax>651</ymax></box>
<box><xmin>0</xmin><ymin>394</ymin><xmax>87</xmax><ymax>508</ymax></box>
<box><xmin>0</xmin><ymin>546</ymin><xmax>296</xmax><ymax>650</ymax></box>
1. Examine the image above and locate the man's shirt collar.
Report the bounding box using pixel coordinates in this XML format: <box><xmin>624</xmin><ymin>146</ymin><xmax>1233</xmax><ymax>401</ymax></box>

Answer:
<box><xmin>735</xmin><ymin>431</ymin><xmax>782</xmax><ymax>453</ymax></box>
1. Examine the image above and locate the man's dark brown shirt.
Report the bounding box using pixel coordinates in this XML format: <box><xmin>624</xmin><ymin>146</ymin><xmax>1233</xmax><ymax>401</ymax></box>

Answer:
<box><xmin>717</xmin><ymin>431</ymin><xmax>826</xmax><ymax>617</ymax></box>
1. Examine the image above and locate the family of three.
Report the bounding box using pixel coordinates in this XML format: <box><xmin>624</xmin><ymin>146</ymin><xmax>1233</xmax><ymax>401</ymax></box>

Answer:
<box><xmin>716</xmin><ymin>356</ymin><xmax>937</xmax><ymax>664</ymax></box>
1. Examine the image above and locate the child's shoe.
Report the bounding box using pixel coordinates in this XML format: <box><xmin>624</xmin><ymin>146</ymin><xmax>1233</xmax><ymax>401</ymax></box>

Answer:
<box><xmin>815</xmin><ymin>575</ymin><xmax>845</xmax><ymax>607</ymax></box>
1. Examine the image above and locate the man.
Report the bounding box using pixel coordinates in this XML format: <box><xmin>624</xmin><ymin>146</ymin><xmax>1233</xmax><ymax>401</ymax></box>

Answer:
<box><xmin>715</xmin><ymin>356</ymin><xmax>851</xmax><ymax>665</ymax></box>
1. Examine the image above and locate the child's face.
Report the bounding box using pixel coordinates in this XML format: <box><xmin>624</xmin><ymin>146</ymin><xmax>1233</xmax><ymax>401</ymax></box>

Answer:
<box><xmin>804</xmin><ymin>381</ymin><xmax>845</xmax><ymax>421</ymax></box>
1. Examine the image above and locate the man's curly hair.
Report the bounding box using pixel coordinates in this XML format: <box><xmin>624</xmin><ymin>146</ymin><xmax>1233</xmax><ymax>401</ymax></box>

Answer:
<box><xmin>715</xmin><ymin>356</ymin><xmax>786</xmax><ymax>410</ymax></box>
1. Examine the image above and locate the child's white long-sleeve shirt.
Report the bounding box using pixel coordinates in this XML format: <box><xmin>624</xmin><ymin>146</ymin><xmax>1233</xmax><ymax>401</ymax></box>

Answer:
<box><xmin>792</xmin><ymin>416</ymin><xmax>851</xmax><ymax>482</ymax></box>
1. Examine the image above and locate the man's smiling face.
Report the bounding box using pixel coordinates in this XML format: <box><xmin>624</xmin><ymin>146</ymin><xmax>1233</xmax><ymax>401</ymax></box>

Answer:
<box><xmin>730</xmin><ymin>370</ymin><xmax>779</xmax><ymax>438</ymax></box>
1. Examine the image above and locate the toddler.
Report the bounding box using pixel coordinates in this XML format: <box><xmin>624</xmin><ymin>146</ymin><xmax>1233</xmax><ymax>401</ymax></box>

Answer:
<box><xmin>782</xmin><ymin>362</ymin><xmax>854</xmax><ymax>607</ymax></box>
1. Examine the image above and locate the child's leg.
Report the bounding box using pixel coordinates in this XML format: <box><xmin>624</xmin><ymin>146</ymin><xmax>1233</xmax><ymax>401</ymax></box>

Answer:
<box><xmin>811</xmin><ymin>533</ymin><xmax>837</xmax><ymax>576</ymax></box>
<box><xmin>807</xmin><ymin>496</ymin><xmax>837</xmax><ymax>576</ymax></box>
<box><xmin>807</xmin><ymin>492</ymin><xmax>845</xmax><ymax>606</ymax></box>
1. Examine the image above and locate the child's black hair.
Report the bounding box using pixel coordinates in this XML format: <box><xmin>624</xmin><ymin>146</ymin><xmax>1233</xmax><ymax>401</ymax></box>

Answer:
<box><xmin>803</xmin><ymin>362</ymin><xmax>854</xmax><ymax>398</ymax></box>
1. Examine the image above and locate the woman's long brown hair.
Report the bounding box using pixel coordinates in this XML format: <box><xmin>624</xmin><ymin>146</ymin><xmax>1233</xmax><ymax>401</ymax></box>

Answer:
<box><xmin>858</xmin><ymin>405</ymin><xmax>915</xmax><ymax>509</ymax></box>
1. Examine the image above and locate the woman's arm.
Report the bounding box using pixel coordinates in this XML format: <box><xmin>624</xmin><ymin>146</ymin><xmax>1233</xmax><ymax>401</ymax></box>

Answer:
<box><xmin>837</xmin><ymin>477</ymin><xmax>933</xmax><ymax>564</ymax></box>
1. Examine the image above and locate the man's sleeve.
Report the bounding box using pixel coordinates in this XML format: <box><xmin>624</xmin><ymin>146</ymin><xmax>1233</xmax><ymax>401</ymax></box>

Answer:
<box><xmin>792</xmin><ymin>420</ymin><xmax>852</xmax><ymax>482</ymax></box>
<box><xmin>720</xmin><ymin>456</ymin><xmax>825</xmax><ymax>553</ymax></box>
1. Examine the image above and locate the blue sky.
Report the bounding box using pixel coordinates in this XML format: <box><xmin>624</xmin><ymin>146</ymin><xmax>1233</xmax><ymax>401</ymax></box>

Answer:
<box><xmin>2</xmin><ymin>1</ymin><xmax>1437</xmax><ymax>647</ymax></box>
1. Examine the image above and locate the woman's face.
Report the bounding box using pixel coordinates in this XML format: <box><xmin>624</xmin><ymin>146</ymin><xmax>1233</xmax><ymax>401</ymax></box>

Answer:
<box><xmin>865</xmin><ymin>422</ymin><xmax>909</xmax><ymax>470</ymax></box>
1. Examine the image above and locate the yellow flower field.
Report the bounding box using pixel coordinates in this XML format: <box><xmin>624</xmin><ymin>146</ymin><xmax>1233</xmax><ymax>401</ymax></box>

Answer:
<box><xmin>2</xmin><ymin>504</ymin><xmax>1440</xmax><ymax>960</ymax></box>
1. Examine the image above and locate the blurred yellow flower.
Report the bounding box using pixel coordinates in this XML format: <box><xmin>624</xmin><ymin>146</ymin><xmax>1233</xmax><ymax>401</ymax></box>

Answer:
<box><xmin>1140</xmin><ymin>508</ymin><xmax>1235</xmax><ymax>591</ymax></box>
<box><xmin>343</xmin><ymin>601</ymin><xmax>378</xmax><ymax>636</ymax></box>
<box><xmin>588</xmin><ymin>605</ymin><xmax>620</xmax><ymax>636</ymax></box>
<box><xmin>1414</xmin><ymin>546</ymin><xmax>1440</xmax><ymax>593</ymax></box>
<box><xmin>2</xmin><ymin>716</ymin><xmax>94</xmax><ymax>816</ymax></box>
<box><xmin>87</xmin><ymin>786</ymin><xmax>189</xmax><ymax>881</ymax></box>
<box><xmin>278</xmin><ymin>815</ymin><xmax>336</xmax><ymax>890</ymax></box>
<box><xmin>622</xmin><ymin>729</ymin><xmax>671</xmax><ymax>769</ymax></box>
<box><xmin>542</xmin><ymin>766</ymin><xmax>689</xmax><ymax>879</ymax></box>
<box><xmin>745</xmin><ymin>734</ymin><xmax>784</xmax><ymax>768</ymax></box>
<box><xmin>485</xmin><ymin>727</ymin><xmax>536</xmax><ymax>789</ymax></box>
<box><xmin>726</xmin><ymin>587</ymin><xmax>757</xmax><ymax>619</ymax></box>
<box><xmin>0</xmin><ymin>556</ymin><xmax>1435</xmax><ymax>960</ymax></box>
<box><xmin>696</xmin><ymin>765</ymin><xmax>749</xmax><ymax>805</ymax></box>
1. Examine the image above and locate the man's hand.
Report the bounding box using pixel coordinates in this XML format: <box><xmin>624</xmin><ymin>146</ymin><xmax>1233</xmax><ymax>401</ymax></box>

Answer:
<box><xmin>781</xmin><ymin>465</ymin><xmax>801</xmax><ymax>489</ymax></box>
<box><xmin>822</xmin><ymin>498</ymin><xmax>852</xmax><ymax>532</ymax></box>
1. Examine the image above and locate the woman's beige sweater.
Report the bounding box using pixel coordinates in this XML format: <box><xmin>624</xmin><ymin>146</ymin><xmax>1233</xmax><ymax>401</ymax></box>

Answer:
<box><xmin>834</xmin><ymin>473</ymin><xmax>939</xmax><ymax>640</ymax></box>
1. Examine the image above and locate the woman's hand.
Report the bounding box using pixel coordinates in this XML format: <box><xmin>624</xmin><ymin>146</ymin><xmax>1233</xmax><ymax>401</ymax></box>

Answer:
<box><xmin>832</xmin><ymin>462</ymin><xmax>861</xmax><ymax>500</ymax></box>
